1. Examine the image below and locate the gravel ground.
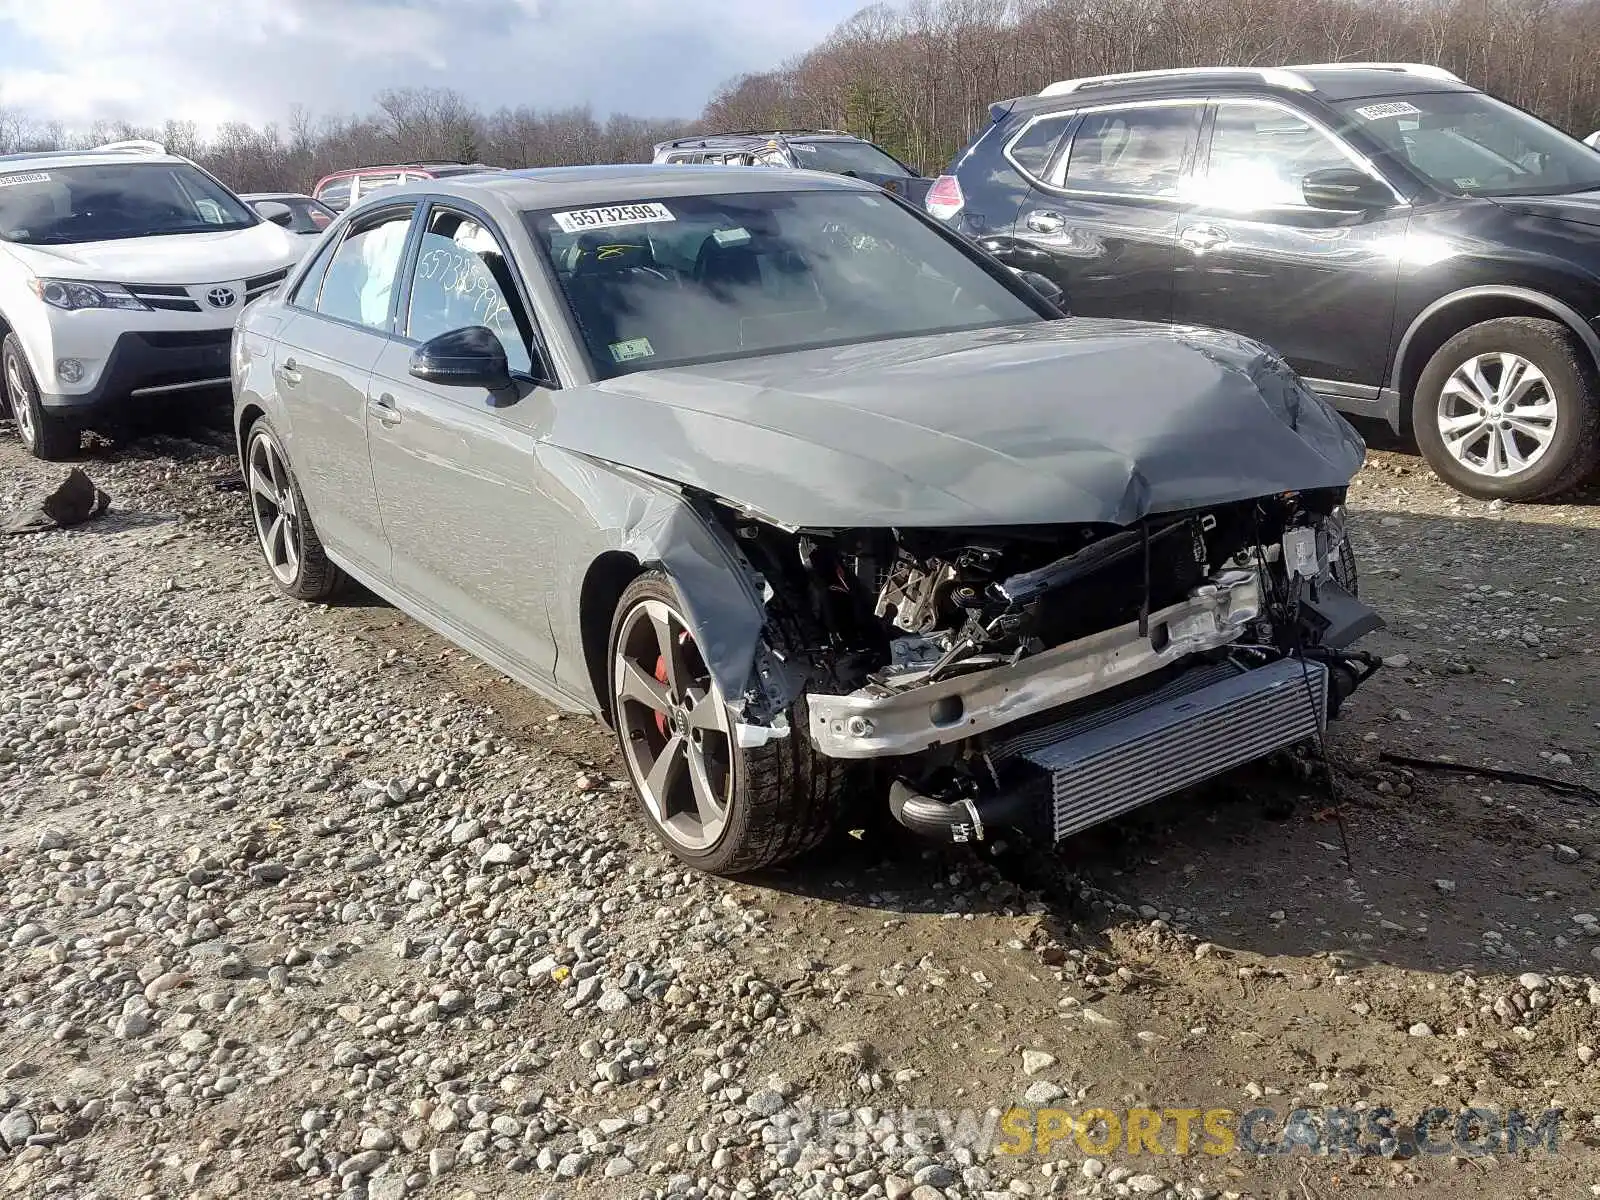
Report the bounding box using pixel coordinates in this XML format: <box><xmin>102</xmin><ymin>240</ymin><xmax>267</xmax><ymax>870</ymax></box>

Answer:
<box><xmin>0</xmin><ymin>418</ymin><xmax>1596</xmax><ymax>1200</ymax></box>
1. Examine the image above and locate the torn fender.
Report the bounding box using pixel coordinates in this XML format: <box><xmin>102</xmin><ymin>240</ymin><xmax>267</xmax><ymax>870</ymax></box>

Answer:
<box><xmin>534</xmin><ymin>444</ymin><xmax>784</xmax><ymax>718</ymax></box>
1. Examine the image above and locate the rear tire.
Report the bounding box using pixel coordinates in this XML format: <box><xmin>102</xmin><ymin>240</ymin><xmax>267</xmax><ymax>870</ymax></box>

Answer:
<box><xmin>1412</xmin><ymin>317</ymin><xmax>1599</xmax><ymax>501</ymax></box>
<box><xmin>3</xmin><ymin>333</ymin><xmax>78</xmax><ymax>461</ymax></box>
<box><xmin>244</xmin><ymin>416</ymin><xmax>343</xmax><ymax>601</ymax></box>
<box><xmin>608</xmin><ymin>571</ymin><xmax>850</xmax><ymax>874</ymax></box>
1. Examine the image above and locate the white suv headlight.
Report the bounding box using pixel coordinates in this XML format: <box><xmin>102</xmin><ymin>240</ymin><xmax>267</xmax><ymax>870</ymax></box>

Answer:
<box><xmin>29</xmin><ymin>279</ymin><xmax>151</xmax><ymax>312</ymax></box>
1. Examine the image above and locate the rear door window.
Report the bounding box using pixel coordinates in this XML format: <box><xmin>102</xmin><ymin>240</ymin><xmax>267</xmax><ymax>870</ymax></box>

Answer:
<box><xmin>314</xmin><ymin>206</ymin><xmax>417</xmax><ymax>331</ymax></box>
<box><xmin>1059</xmin><ymin>104</ymin><xmax>1201</xmax><ymax>198</ymax></box>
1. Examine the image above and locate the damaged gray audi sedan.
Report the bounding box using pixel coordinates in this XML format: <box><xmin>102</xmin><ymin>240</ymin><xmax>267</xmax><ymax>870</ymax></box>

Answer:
<box><xmin>232</xmin><ymin>165</ymin><xmax>1382</xmax><ymax>874</ymax></box>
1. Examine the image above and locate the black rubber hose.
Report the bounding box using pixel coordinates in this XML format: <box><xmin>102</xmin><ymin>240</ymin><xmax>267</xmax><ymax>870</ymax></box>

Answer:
<box><xmin>888</xmin><ymin>779</ymin><xmax>1038</xmax><ymax>843</ymax></box>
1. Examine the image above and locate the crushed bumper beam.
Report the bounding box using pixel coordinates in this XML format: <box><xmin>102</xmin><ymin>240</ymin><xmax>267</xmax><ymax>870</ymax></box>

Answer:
<box><xmin>806</xmin><ymin>569</ymin><xmax>1261</xmax><ymax>760</ymax></box>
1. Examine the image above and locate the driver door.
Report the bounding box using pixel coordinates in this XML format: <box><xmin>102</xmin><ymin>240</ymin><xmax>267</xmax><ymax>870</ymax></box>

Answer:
<box><xmin>1171</xmin><ymin>99</ymin><xmax>1408</xmax><ymax>399</ymax></box>
<box><xmin>365</xmin><ymin>202</ymin><xmax>565</xmax><ymax>680</ymax></box>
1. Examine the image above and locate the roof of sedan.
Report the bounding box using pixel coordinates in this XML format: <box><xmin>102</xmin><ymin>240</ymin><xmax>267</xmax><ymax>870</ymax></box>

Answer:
<box><xmin>407</xmin><ymin>164</ymin><xmax>881</xmax><ymax>207</ymax></box>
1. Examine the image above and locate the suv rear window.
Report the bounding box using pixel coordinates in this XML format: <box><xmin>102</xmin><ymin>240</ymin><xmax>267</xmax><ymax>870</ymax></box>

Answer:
<box><xmin>790</xmin><ymin>140</ymin><xmax>915</xmax><ymax>177</ymax></box>
<box><xmin>0</xmin><ymin>162</ymin><xmax>256</xmax><ymax>245</ymax></box>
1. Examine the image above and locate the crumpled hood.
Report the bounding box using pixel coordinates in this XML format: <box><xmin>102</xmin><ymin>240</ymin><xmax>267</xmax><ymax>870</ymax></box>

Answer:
<box><xmin>546</xmin><ymin>320</ymin><xmax>1366</xmax><ymax>529</ymax></box>
<box><xmin>1492</xmin><ymin>188</ymin><xmax>1600</xmax><ymax>230</ymax></box>
<box><xmin>4</xmin><ymin>221</ymin><xmax>299</xmax><ymax>283</ymax></box>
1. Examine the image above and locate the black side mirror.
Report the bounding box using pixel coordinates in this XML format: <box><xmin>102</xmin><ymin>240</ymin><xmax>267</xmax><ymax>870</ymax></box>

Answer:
<box><xmin>1018</xmin><ymin>270</ymin><xmax>1069</xmax><ymax>314</ymax></box>
<box><xmin>1302</xmin><ymin>167</ymin><xmax>1394</xmax><ymax>212</ymax></box>
<box><xmin>254</xmin><ymin>200</ymin><xmax>294</xmax><ymax>227</ymax></box>
<box><xmin>409</xmin><ymin>327</ymin><xmax>513</xmax><ymax>390</ymax></box>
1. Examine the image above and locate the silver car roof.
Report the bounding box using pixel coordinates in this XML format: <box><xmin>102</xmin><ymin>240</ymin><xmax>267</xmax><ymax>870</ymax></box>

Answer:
<box><xmin>372</xmin><ymin>164</ymin><xmax>884</xmax><ymax>209</ymax></box>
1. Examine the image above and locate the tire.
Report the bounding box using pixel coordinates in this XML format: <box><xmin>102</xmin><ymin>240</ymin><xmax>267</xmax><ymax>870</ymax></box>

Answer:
<box><xmin>3</xmin><ymin>333</ymin><xmax>78</xmax><ymax>461</ymax></box>
<box><xmin>1412</xmin><ymin>317</ymin><xmax>1600</xmax><ymax>501</ymax></box>
<box><xmin>607</xmin><ymin>570</ymin><xmax>850</xmax><ymax>874</ymax></box>
<box><xmin>243</xmin><ymin>416</ymin><xmax>343</xmax><ymax>601</ymax></box>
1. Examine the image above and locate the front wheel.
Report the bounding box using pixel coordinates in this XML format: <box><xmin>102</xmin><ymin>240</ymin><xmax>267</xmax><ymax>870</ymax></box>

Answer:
<box><xmin>1412</xmin><ymin>317</ymin><xmax>1600</xmax><ymax>501</ymax></box>
<box><xmin>3</xmin><ymin>334</ymin><xmax>77</xmax><ymax>461</ymax></box>
<box><xmin>607</xmin><ymin>571</ymin><xmax>850</xmax><ymax>874</ymax></box>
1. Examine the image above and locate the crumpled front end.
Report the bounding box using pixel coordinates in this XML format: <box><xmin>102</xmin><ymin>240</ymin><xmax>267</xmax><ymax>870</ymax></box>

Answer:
<box><xmin>719</xmin><ymin>487</ymin><xmax>1380</xmax><ymax>845</ymax></box>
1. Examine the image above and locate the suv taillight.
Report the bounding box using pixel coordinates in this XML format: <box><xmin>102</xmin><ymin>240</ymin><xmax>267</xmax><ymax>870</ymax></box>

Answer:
<box><xmin>925</xmin><ymin>174</ymin><xmax>964</xmax><ymax>221</ymax></box>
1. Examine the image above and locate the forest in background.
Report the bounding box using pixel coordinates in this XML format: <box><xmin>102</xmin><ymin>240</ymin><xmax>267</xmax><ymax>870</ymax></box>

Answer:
<box><xmin>1</xmin><ymin>0</ymin><xmax>1597</xmax><ymax>191</ymax></box>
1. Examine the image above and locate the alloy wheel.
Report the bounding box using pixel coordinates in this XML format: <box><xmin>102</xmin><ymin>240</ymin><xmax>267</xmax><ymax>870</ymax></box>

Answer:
<box><xmin>5</xmin><ymin>350</ymin><xmax>37</xmax><ymax>449</ymax></box>
<box><xmin>248</xmin><ymin>433</ymin><xmax>303</xmax><ymax>586</ymax></box>
<box><xmin>1436</xmin><ymin>352</ymin><xmax>1557</xmax><ymax>478</ymax></box>
<box><xmin>613</xmin><ymin>598</ymin><xmax>734</xmax><ymax>852</ymax></box>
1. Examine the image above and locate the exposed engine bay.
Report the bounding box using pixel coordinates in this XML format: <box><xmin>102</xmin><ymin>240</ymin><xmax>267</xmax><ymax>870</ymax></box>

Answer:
<box><xmin>718</xmin><ymin>487</ymin><xmax>1383</xmax><ymax>843</ymax></box>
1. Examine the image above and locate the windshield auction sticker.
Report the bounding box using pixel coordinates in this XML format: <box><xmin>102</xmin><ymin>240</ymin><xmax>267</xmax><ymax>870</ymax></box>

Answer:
<box><xmin>0</xmin><ymin>172</ymin><xmax>50</xmax><ymax>187</ymax></box>
<box><xmin>1353</xmin><ymin>101</ymin><xmax>1422</xmax><ymax>120</ymax></box>
<box><xmin>552</xmin><ymin>203</ymin><xmax>675</xmax><ymax>234</ymax></box>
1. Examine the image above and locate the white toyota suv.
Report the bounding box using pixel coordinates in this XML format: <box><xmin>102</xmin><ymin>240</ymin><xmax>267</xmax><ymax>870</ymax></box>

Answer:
<box><xmin>0</xmin><ymin>141</ymin><xmax>303</xmax><ymax>459</ymax></box>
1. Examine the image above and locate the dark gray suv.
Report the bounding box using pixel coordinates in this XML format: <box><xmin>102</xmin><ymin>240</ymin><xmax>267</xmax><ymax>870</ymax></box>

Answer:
<box><xmin>931</xmin><ymin>62</ymin><xmax>1600</xmax><ymax>501</ymax></box>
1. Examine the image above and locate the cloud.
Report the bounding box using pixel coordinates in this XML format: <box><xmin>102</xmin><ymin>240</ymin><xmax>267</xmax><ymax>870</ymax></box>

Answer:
<box><xmin>0</xmin><ymin>0</ymin><xmax>855</xmax><ymax>131</ymax></box>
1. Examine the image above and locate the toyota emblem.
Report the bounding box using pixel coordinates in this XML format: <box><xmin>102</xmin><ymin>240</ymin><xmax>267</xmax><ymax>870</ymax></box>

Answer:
<box><xmin>206</xmin><ymin>286</ymin><xmax>237</xmax><ymax>309</ymax></box>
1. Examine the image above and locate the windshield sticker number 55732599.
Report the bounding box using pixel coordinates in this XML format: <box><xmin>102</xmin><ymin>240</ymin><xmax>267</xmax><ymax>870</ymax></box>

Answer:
<box><xmin>552</xmin><ymin>203</ymin><xmax>676</xmax><ymax>234</ymax></box>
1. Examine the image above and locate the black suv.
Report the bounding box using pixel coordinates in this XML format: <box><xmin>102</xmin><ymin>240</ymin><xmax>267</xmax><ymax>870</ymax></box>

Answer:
<box><xmin>930</xmin><ymin>62</ymin><xmax>1600</xmax><ymax>500</ymax></box>
<box><xmin>654</xmin><ymin>130</ymin><xmax>934</xmax><ymax>205</ymax></box>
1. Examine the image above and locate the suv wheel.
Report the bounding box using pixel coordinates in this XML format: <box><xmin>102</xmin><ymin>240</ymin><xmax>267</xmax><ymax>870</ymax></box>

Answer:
<box><xmin>1413</xmin><ymin>317</ymin><xmax>1600</xmax><ymax>501</ymax></box>
<box><xmin>244</xmin><ymin>416</ymin><xmax>343</xmax><ymax>601</ymax></box>
<box><xmin>607</xmin><ymin>571</ymin><xmax>849</xmax><ymax>874</ymax></box>
<box><xmin>3</xmin><ymin>334</ymin><xmax>78</xmax><ymax>460</ymax></box>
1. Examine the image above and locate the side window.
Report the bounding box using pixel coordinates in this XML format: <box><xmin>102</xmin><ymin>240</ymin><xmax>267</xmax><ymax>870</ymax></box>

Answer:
<box><xmin>1060</xmin><ymin>105</ymin><xmax>1199</xmax><ymax>197</ymax></box>
<box><xmin>358</xmin><ymin>172</ymin><xmax>405</xmax><ymax>201</ymax></box>
<box><xmin>1007</xmin><ymin>115</ymin><xmax>1074</xmax><ymax>183</ymax></box>
<box><xmin>1198</xmin><ymin>103</ymin><xmax>1359</xmax><ymax>211</ymax></box>
<box><xmin>317</xmin><ymin>178</ymin><xmax>352</xmax><ymax>210</ymax></box>
<box><xmin>315</xmin><ymin>207</ymin><xmax>416</xmax><ymax>331</ymax></box>
<box><xmin>405</xmin><ymin>207</ymin><xmax>534</xmax><ymax>375</ymax></box>
<box><xmin>289</xmin><ymin>232</ymin><xmax>340</xmax><ymax>308</ymax></box>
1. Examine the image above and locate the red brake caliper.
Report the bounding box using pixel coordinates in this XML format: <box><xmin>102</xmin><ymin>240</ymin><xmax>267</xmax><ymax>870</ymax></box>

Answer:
<box><xmin>653</xmin><ymin>629</ymin><xmax>694</xmax><ymax>737</ymax></box>
<box><xmin>652</xmin><ymin>654</ymin><xmax>670</xmax><ymax>738</ymax></box>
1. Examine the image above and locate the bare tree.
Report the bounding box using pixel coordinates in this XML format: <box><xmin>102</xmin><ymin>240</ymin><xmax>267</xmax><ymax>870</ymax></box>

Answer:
<box><xmin>5</xmin><ymin>0</ymin><xmax>1600</xmax><ymax>193</ymax></box>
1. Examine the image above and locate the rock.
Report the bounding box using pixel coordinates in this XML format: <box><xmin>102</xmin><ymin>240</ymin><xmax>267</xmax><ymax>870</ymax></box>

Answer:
<box><xmin>1408</xmin><ymin>1022</ymin><xmax>1434</xmax><ymax>1037</ymax></box>
<box><xmin>1555</xmin><ymin>844</ymin><xmax>1581</xmax><ymax>864</ymax></box>
<box><xmin>746</xmin><ymin>1088</ymin><xmax>786</xmax><ymax>1117</ymax></box>
<box><xmin>1081</xmin><ymin>1158</ymin><xmax>1106</xmax><ymax>1178</ymax></box>
<box><xmin>0</xmin><ymin>1109</ymin><xmax>36</xmax><ymax>1150</ymax></box>
<box><xmin>832</xmin><ymin>1040</ymin><xmax>876</xmax><ymax>1067</ymax></box>
<box><xmin>341</xmin><ymin>1150</ymin><xmax>385</xmax><ymax>1177</ymax></box>
<box><xmin>143</xmin><ymin>972</ymin><xmax>187</xmax><ymax>1003</ymax></box>
<box><xmin>1435</xmin><ymin>879</ymin><xmax>1456</xmax><ymax>893</ymax></box>
<box><xmin>1518</xmin><ymin>973</ymin><xmax>1548</xmax><ymax>991</ymax></box>
<box><xmin>885</xmin><ymin>1178</ymin><xmax>914</xmax><ymax>1200</ymax></box>
<box><xmin>367</xmin><ymin>1173</ymin><xmax>407</xmax><ymax>1200</ymax></box>
<box><xmin>1127</xmin><ymin>1175</ymin><xmax>1167</xmax><ymax>1195</ymax></box>
<box><xmin>595</xmin><ymin>988</ymin><xmax>632</xmax><ymax>1013</ymax></box>
<box><xmin>1023</xmin><ymin>1080</ymin><xmax>1065</xmax><ymax>1105</ymax></box>
<box><xmin>249</xmin><ymin>862</ymin><xmax>290</xmax><ymax>884</ymax></box>
<box><xmin>910</xmin><ymin>1188</ymin><xmax>944</xmax><ymax>1200</ymax></box>
<box><xmin>1021</xmin><ymin>1049</ymin><xmax>1056</xmax><ymax>1076</ymax></box>
<box><xmin>360</xmin><ymin>1127</ymin><xmax>395</xmax><ymax>1151</ymax></box>
<box><xmin>556</xmin><ymin>1152</ymin><xmax>590</xmax><ymax>1178</ymax></box>
<box><xmin>913</xmin><ymin>1164</ymin><xmax>956</xmax><ymax>1187</ymax></box>
<box><xmin>604</xmin><ymin>1157</ymin><xmax>636</xmax><ymax>1177</ymax></box>
<box><xmin>34</xmin><ymin>829</ymin><xmax>66</xmax><ymax>852</ymax></box>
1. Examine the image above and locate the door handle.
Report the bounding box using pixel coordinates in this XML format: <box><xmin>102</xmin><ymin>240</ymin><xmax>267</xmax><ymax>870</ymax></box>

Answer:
<box><xmin>1025</xmin><ymin>209</ymin><xmax>1066</xmax><ymax>235</ymax></box>
<box><xmin>277</xmin><ymin>357</ymin><xmax>302</xmax><ymax>387</ymax></box>
<box><xmin>367</xmin><ymin>393</ymin><xmax>401</xmax><ymax>427</ymax></box>
<box><xmin>1180</xmin><ymin>224</ymin><xmax>1229</xmax><ymax>252</ymax></box>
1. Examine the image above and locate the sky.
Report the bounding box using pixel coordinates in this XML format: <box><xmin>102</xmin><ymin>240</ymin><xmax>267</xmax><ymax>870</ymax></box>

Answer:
<box><xmin>0</xmin><ymin>0</ymin><xmax>864</xmax><ymax>131</ymax></box>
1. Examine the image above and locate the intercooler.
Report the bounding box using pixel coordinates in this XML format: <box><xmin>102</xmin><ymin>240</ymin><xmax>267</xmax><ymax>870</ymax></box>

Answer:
<box><xmin>991</xmin><ymin>658</ymin><xmax>1328</xmax><ymax>842</ymax></box>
